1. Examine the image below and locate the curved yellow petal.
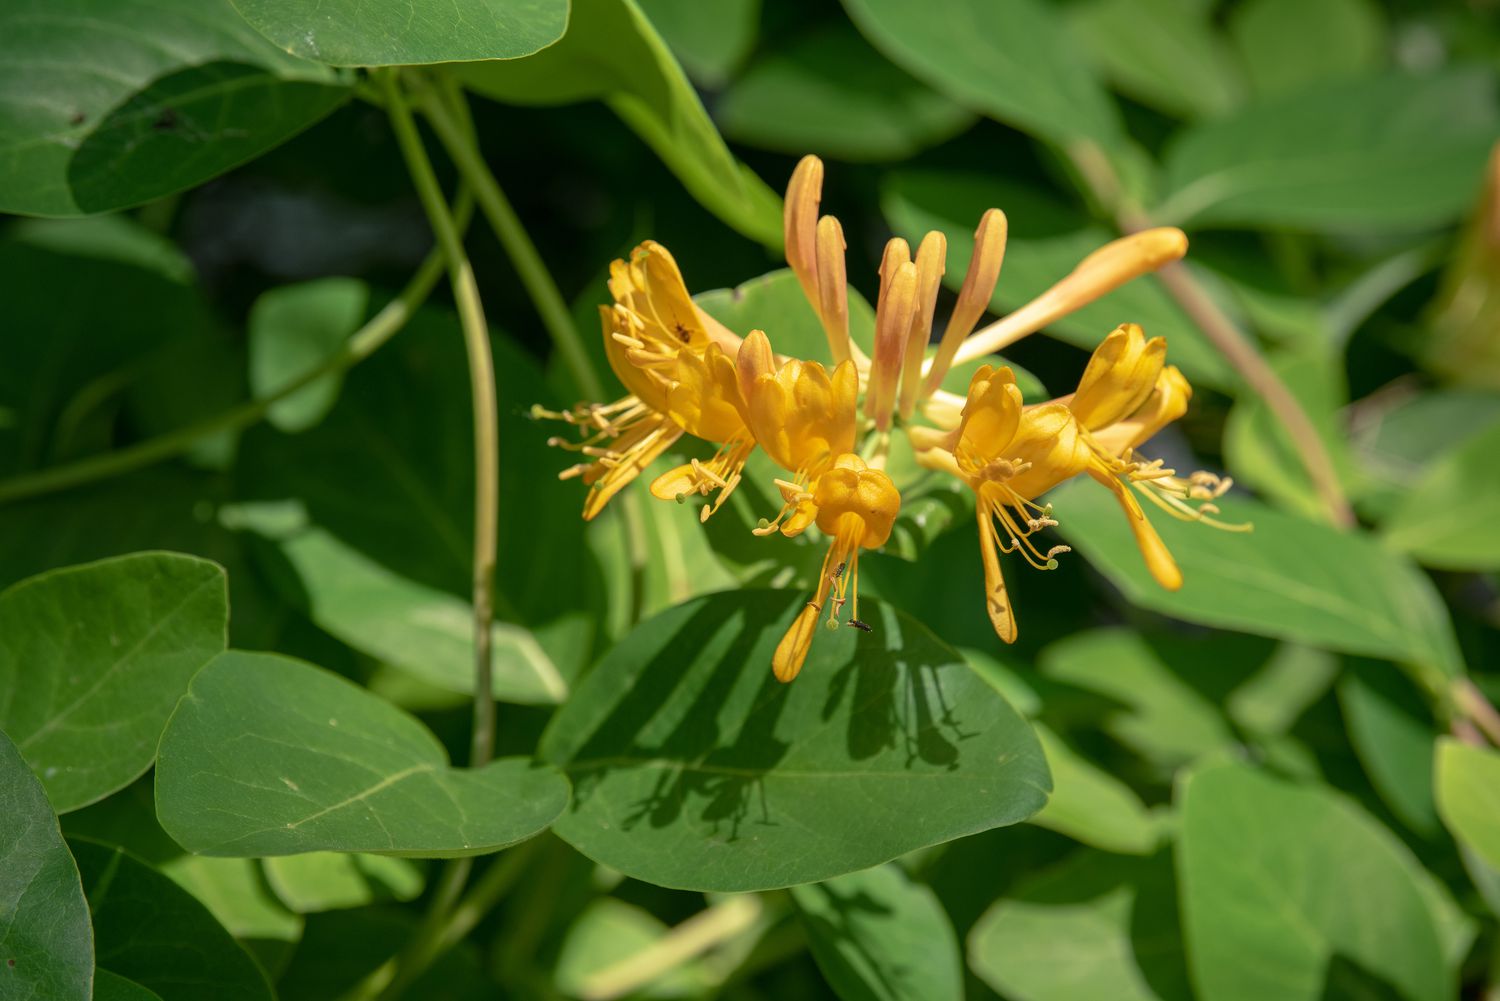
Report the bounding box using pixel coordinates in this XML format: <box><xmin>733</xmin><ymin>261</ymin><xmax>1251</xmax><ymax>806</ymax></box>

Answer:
<box><xmin>1070</xmin><ymin>323</ymin><xmax>1167</xmax><ymax>431</ymax></box>
<box><xmin>1090</xmin><ymin>470</ymin><xmax>1183</xmax><ymax>591</ymax></box>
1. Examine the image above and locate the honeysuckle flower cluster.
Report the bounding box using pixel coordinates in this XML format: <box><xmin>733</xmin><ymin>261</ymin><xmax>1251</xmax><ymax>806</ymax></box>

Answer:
<box><xmin>541</xmin><ymin>156</ymin><xmax>1245</xmax><ymax>682</ymax></box>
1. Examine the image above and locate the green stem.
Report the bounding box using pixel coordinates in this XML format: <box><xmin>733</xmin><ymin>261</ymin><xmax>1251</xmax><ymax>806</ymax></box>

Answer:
<box><xmin>413</xmin><ymin>73</ymin><xmax>605</xmax><ymax>401</ymax></box>
<box><xmin>0</xmin><ymin>206</ymin><xmax>470</xmax><ymax>507</ymax></box>
<box><xmin>381</xmin><ymin>68</ymin><xmax>499</xmax><ymax>771</ymax></box>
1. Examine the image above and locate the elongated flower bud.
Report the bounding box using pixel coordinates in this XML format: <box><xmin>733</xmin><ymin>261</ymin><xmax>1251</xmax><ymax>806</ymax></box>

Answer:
<box><xmin>868</xmin><ymin>244</ymin><xmax>918</xmax><ymax>430</ymax></box>
<box><xmin>815</xmin><ymin>215</ymin><xmax>852</xmax><ymax>365</ymax></box>
<box><xmin>784</xmin><ymin>155</ymin><xmax>824</xmax><ymax>308</ymax></box>
<box><xmin>953</xmin><ymin>227</ymin><xmax>1187</xmax><ymax>366</ymax></box>
<box><xmin>899</xmin><ymin>231</ymin><xmax>947</xmax><ymax>418</ymax></box>
<box><xmin>923</xmin><ymin>209</ymin><xmax>1007</xmax><ymax>397</ymax></box>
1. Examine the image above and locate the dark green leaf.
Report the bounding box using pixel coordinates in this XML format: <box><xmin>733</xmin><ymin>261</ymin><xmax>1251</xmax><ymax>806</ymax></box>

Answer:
<box><xmin>276</xmin><ymin>908</ymin><xmax>492</xmax><ymax>1001</ymax></box>
<box><xmin>0</xmin><ymin>728</ymin><xmax>92</xmax><ymax>1001</ymax></box>
<box><xmin>638</xmin><ymin>0</ymin><xmax>758</xmax><ymax>87</ymax></box>
<box><xmin>1435</xmin><ymin>738</ymin><xmax>1500</xmax><ymax>873</ymax></box>
<box><xmin>1339</xmin><ymin>663</ymin><xmax>1439</xmax><ymax>836</ymax></box>
<box><xmin>155</xmin><ymin>651</ymin><xmax>569</xmax><ymax>856</ymax></box>
<box><xmin>93</xmin><ymin>970</ymin><xmax>164</xmax><ymax>1001</ymax></box>
<box><xmin>458</xmin><ymin>0</ymin><xmax>782</xmax><ymax>246</ymax></box>
<box><xmin>791</xmin><ymin>863</ymin><xmax>963</xmax><ymax>1001</ymax></box>
<box><xmin>0</xmin><ymin>0</ymin><xmax>348</xmax><ymax>217</ymax></box>
<box><xmin>1382</xmin><ymin>416</ymin><xmax>1500</xmax><ymax>571</ymax></box>
<box><xmin>718</xmin><ymin>25</ymin><xmax>975</xmax><ymax>162</ymax></box>
<box><xmin>1160</xmin><ymin>69</ymin><xmax>1499</xmax><ymax>230</ymax></box>
<box><xmin>160</xmin><ymin>856</ymin><xmax>302</xmax><ymax>949</ymax></box>
<box><xmin>838</xmin><ymin>0</ymin><xmax>1120</xmax><ymax>147</ymax></box>
<box><xmin>1178</xmin><ymin>764</ymin><xmax>1451</xmax><ymax>1001</ymax></box>
<box><xmin>229</xmin><ymin>0</ymin><xmax>567</xmax><ymax>66</ymax></box>
<box><xmin>1049</xmin><ymin>485</ymin><xmax>1465</xmax><ymax>684</ymax></box>
<box><xmin>72</xmin><ymin>839</ymin><xmax>273</xmax><ymax>1001</ymax></box>
<box><xmin>1228</xmin><ymin>0</ymin><xmax>1387</xmax><ymax>99</ymax></box>
<box><xmin>541</xmin><ymin>590</ymin><xmax>1050</xmax><ymax>892</ymax></box>
<box><xmin>1030</xmin><ymin>723</ymin><xmax>1158</xmax><ymax>854</ymax></box>
<box><xmin>0</xmin><ymin>553</ymin><xmax>227</xmax><ymax>813</ymax></box>
<box><xmin>248</xmin><ymin>277</ymin><xmax>368</xmax><ymax>433</ymax></box>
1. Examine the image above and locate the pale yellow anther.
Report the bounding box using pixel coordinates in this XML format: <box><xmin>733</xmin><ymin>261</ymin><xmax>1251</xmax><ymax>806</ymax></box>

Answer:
<box><xmin>921</xmin><ymin>208</ymin><xmax>1007</xmax><ymax>398</ymax></box>
<box><xmin>785</xmin><ymin>155</ymin><xmax>824</xmax><ymax>306</ymax></box>
<box><xmin>867</xmin><ymin>258</ymin><xmax>918</xmax><ymax>431</ymax></box>
<box><xmin>815</xmin><ymin>215</ymin><xmax>852</xmax><ymax>365</ymax></box>
<box><xmin>899</xmin><ymin>231</ymin><xmax>947</xmax><ymax>419</ymax></box>
<box><xmin>953</xmin><ymin>227</ymin><xmax>1188</xmax><ymax>366</ymax></box>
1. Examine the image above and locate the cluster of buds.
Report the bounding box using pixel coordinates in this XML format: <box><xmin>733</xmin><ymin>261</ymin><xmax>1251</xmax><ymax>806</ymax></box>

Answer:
<box><xmin>541</xmin><ymin>156</ymin><xmax>1244</xmax><ymax>681</ymax></box>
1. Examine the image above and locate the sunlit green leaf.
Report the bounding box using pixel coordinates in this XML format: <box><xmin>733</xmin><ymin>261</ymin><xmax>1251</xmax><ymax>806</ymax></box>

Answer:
<box><xmin>1228</xmin><ymin>0</ymin><xmax>1387</xmax><ymax>99</ymax></box>
<box><xmin>0</xmin><ymin>0</ymin><xmax>348</xmax><ymax>217</ymax></box>
<box><xmin>229</xmin><ymin>0</ymin><xmax>567</xmax><ymax>66</ymax></box>
<box><xmin>1435</xmin><ymin>738</ymin><xmax>1500</xmax><ymax>873</ymax></box>
<box><xmin>838</xmin><ymin>0</ymin><xmax>1120</xmax><ymax>147</ymax></box>
<box><xmin>639</xmin><ymin>0</ymin><xmax>758</xmax><ymax>86</ymax></box>
<box><xmin>0</xmin><ymin>729</ymin><xmax>92</xmax><ymax>1001</ymax></box>
<box><xmin>1178</xmin><ymin>764</ymin><xmax>1451</xmax><ymax>1001</ymax></box>
<box><xmin>1069</xmin><ymin>0</ymin><xmax>1243</xmax><ymax>119</ymax></box>
<box><xmin>0</xmin><ymin>553</ymin><xmax>227</xmax><ymax>813</ymax></box>
<box><xmin>541</xmin><ymin>590</ymin><xmax>1050</xmax><ymax>891</ymax></box>
<box><xmin>1030</xmin><ymin>723</ymin><xmax>1159</xmax><ymax>855</ymax></box>
<box><xmin>248</xmin><ymin>278</ymin><xmax>367</xmax><ymax>433</ymax></box>
<box><xmin>791</xmin><ymin>863</ymin><xmax>963</xmax><ymax>1001</ymax></box>
<box><xmin>262</xmin><ymin>853</ymin><xmax>423</xmax><ymax>913</ymax></box>
<box><xmin>155</xmin><ymin>651</ymin><xmax>569</xmax><ymax>856</ymax></box>
<box><xmin>160</xmin><ymin>855</ymin><xmax>303</xmax><ymax>974</ymax></box>
<box><xmin>1160</xmin><ymin>69</ymin><xmax>1499</xmax><ymax>230</ymax></box>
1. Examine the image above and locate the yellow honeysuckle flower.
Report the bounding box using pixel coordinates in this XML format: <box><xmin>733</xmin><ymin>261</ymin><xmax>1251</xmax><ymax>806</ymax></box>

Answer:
<box><xmin>648</xmin><ymin>342</ymin><xmax>757</xmax><ymax>522</ymax></box>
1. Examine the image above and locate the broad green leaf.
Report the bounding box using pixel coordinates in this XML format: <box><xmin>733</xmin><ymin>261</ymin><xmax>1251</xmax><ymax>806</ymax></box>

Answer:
<box><xmin>696</xmin><ymin>267</ymin><xmax>875</xmax><ymax>370</ymax></box>
<box><xmin>969</xmin><ymin>850</ymin><xmax>1191</xmax><ymax>1001</ymax></box>
<box><xmin>263</xmin><ymin>853</ymin><xmax>423</xmax><ymax>913</ymax></box>
<box><xmin>1228</xmin><ymin>0</ymin><xmax>1387</xmax><ymax>99</ymax></box>
<box><xmin>718</xmin><ymin>25</ymin><xmax>974</xmax><ymax>163</ymax></box>
<box><xmin>1049</xmin><ymin>485</ymin><xmax>1464</xmax><ymax>683</ymax></box>
<box><xmin>1353</xmin><ymin>388</ymin><xmax>1500</xmax><ymax>520</ymax></box>
<box><xmin>0</xmin><ymin>729</ymin><xmax>92</xmax><ymax>1001</ymax></box>
<box><xmin>248</xmin><ymin>278</ymin><xmax>368</xmax><ymax>433</ymax></box>
<box><xmin>1383</xmin><ymin>416</ymin><xmax>1500</xmax><ymax>571</ymax></box>
<box><xmin>459</xmin><ymin>0</ymin><xmax>781</xmax><ymax>246</ymax></box>
<box><xmin>229</xmin><ymin>0</ymin><xmax>567</xmax><ymax>66</ymax></box>
<box><xmin>7</xmin><ymin>214</ymin><xmax>195</xmax><ymax>284</ymax></box>
<box><xmin>155</xmin><ymin>651</ymin><xmax>569</xmax><ymax>857</ymax></box>
<box><xmin>540</xmin><ymin>590</ymin><xmax>1050</xmax><ymax>891</ymax></box>
<box><xmin>790</xmin><ymin>863</ymin><xmax>963</xmax><ymax>1001</ymax></box>
<box><xmin>1225</xmin><ymin>645</ymin><xmax>1338</xmax><ymax>737</ymax></box>
<box><xmin>1339</xmin><ymin>664</ymin><xmax>1439</xmax><ymax>836</ymax></box>
<box><xmin>1178</xmin><ymin>764</ymin><xmax>1451</xmax><ymax>1001</ymax></box>
<box><xmin>555</xmin><ymin>898</ymin><xmax>717</xmax><ymax>999</ymax></box>
<box><xmin>1068</xmin><ymin>0</ymin><xmax>1243</xmax><ymax>119</ymax></box>
<box><xmin>1031</xmin><ymin>723</ymin><xmax>1158</xmax><ymax>855</ymax></box>
<box><xmin>0</xmin><ymin>0</ymin><xmax>348</xmax><ymax>217</ymax></box>
<box><xmin>639</xmin><ymin>0</ymin><xmax>758</xmax><ymax>86</ymax></box>
<box><xmin>0</xmin><ymin>553</ymin><xmax>228</xmax><ymax>812</ymax></box>
<box><xmin>634</xmin><ymin>483</ymin><xmax>739</xmax><ymax>618</ymax></box>
<box><xmin>271</xmin><ymin>525</ymin><xmax>568</xmax><ymax>704</ymax></box>
<box><xmin>1039</xmin><ymin>629</ymin><xmax>1236</xmax><ymax>766</ymax></box>
<box><xmin>1435</xmin><ymin>738</ymin><xmax>1500</xmax><ymax>873</ymax></box>
<box><xmin>838</xmin><ymin>0</ymin><xmax>1120</xmax><ymax>148</ymax></box>
<box><xmin>1159</xmin><ymin>69</ymin><xmax>1499</xmax><ymax>230</ymax></box>
<box><xmin>72</xmin><ymin>840</ymin><xmax>273</xmax><ymax>1001</ymax></box>
<box><xmin>882</xmin><ymin>171</ymin><xmax>1235</xmax><ymax>389</ymax></box>
<box><xmin>160</xmin><ymin>855</ymin><xmax>302</xmax><ymax>974</ymax></box>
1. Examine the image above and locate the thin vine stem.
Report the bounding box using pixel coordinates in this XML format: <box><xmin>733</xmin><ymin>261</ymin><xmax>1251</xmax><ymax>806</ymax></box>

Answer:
<box><xmin>414</xmin><ymin>72</ymin><xmax>605</xmax><ymax>401</ymax></box>
<box><xmin>380</xmin><ymin>67</ymin><xmax>500</xmax><ymax>770</ymax></box>
<box><xmin>0</xmin><ymin>199</ymin><xmax>470</xmax><ymax>507</ymax></box>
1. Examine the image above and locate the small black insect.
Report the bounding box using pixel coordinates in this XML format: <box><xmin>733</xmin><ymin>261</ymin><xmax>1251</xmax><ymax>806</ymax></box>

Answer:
<box><xmin>153</xmin><ymin>108</ymin><xmax>178</xmax><ymax>132</ymax></box>
<box><xmin>849</xmin><ymin>619</ymin><xmax>873</xmax><ymax>633</ymax></box>
<box><xmin>68</xmin><ymin>111</ymin><xmax>86</xmax><ymax>126</ymax></box>
<box><xmin>674</xmin><ymin>322</ymin><xmax>691</xmax><ymax>344</ymax></box>
<box><xmin>831</xmin><ymin>561</ymin><xmax>847</xmax><ymax>579</ymax></box>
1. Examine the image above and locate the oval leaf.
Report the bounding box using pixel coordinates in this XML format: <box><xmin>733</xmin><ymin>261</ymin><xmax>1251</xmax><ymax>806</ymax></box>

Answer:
<box><xmin>1382</xmin><ymin>416</ymin><xmax>1500</xmax><ymax>571</ymax></box>
<box><xmin>540</xmin><ymin>589</ymin><xmax>1051</xmax><ymax>892</ymax></box>
<box><xmin>71</xmin><ymin>839</ymin><xmax>273</xmax><ymax>1001</ymax></box>
<box><xmin>0</xmin><ymin>729</ymin><xmax>92</xmax><ymax>1001</ymax></box>
<box><xmin>1435</xmin><ymin>738</ymin><xmax>1500</xmax><ymax>873</ymax></box>
<box><xmin>0</xmin><ymin>553</ymin><xmax>228</xmax><ymax>813</ymax></box>
<box><xmin>0</xmin><ymin>0</ymin><xmax>349</xmax><ymax>217</ymax></box>
<box><xmin>155</xmin><ymin>651</ymin><xmax>570</xmax><ymax>857</ymax></box>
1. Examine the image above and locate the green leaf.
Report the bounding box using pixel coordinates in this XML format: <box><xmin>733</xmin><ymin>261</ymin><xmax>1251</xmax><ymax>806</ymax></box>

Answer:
<box><xmin>0</xmin><ymin>0</ymin><xmax>348</xmax><ymax>217</ymax></box>
<box><xmin>248</xmin><ymin>278</ymin><xmax>368</xmax><ymax>433</ymax></box>
<box><xmin>275</xmin><ymin>908</ymin><xmax>492</xmax><ymax>1001</ymax></box>
<box><xmin>93</xmin><ymin>970</ymin><xmax>164</xmax><ymax>1001</ymax></box>
<box><xmin>1228</xmin><ymin>0</ymin><xmax>1387</xmax><ymax>99</ymax></box>
<box><xmin>155</xmin><ymin>651</ymin><xmax>569</xmax><ymax>857</ymax></box>
<box><xmin>1049</xmin><ymin>485</ymin><xmax>1465</xmax><ymax>683</ymax></box>
<box><xmin>1178</xmin><ymin>764</ymin><xmax>1451</xmax><ymax>1001</ymax></box>
<box><xmin>262</xmin><ymin>853</ymin><xmax>423</xmax><ymax>913</ymax></box>
<box><xmin>0</xmin><ymin>553</ymin><xmax>228</xmax><ymax>813</ymax></box>
<box><xmin>159</xmin><ymin>855</ymin><xmax>302</xmax><ymax>975</ymax></box>
<box><xmin>270</xmin><ymin>525</ymin><xmax>568</xmax><ymax>705</ymax></box>
<box><xmin>1339</xmin><ymin>663</ymin><xmax>1440</xmax><ymax>836</ymax></box>
<box><xmin>72</xmin><ymin>839</ymin><xmax>273</xmax><ymax>1001</ymax></box>
<box><xmin>229</xmin><ymin>0</ymin><xmax>566</xmax><ymax>66</ymax></box>
<box><xmin>696</xmin><ymin>267</ymin><xmax>875</xmax><ymax>369</ymax></box>
<box><xmin>718</xmin><ymin>24</ymin><xmax>974</xmax><ymax>163</ymax></box>
<box><xmin>540</xmin><ymin>590</ymin><xmax>1050</xmax><ymax>892</ymax></box>
<box><xmin>458</xmin><ymin>0</ymin><xmax>782</xmax><ymax>246</ymax></box>
<box><xmin>1382</xmin><ymin>416</ymin><xmax>1500</xmax><ymax>571</ymax></box>
<box><xmin>638</xmin><ymin>0</ymin><xmax>758</xmax><ymax>87</ymax></box>
<box><xmin>1225</xmin><ymin>645</ymin><xmax>1338</xmax><ymax>738</ymax></box>
<box><xmin>1159</xmin><ymin>69</ymin><xmax>1500</xmax><ymax>230</ymax></box>
<box><xmin>1068</xmin><ymin>0</ymin><xmax>1244</xmax><ymax>119</ymax></box>
<box><xmin>1435</xmin><ymin>738</ymin><xmax>1500</xmax><ymax>873</ymax></box>
<box><xmin>1030</xmin><ymin>723</ymin><xmax>1159</xmax><ymax>855</ymax></box>
<box><xmin>0</xmin><ymin>729</ymin><xmax>92</xmax><ymax>1001</ymax></box>
<box><xmin>790</xmin><ymin>863</ymin><xmax>963</xmax><ymax>1001</ymax></box>
<box><xmin>555</xmin><ymin>898</ymin><xmax>717</xmax><ymax>999</ymax></box>
<box><xmin>838</xmin><ymin>0</ymin><xmax>1120</xmax><ymax>147</ymax></box>
<box><xmin>969</xmin><ymin>849</ymin><xmax>1191</xmax><ymax>1001</ymax></box>
<box><xmin>882</xmin><ymin>171</ymin><xmax>1235</xmax><ymax>389</ymax></box>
